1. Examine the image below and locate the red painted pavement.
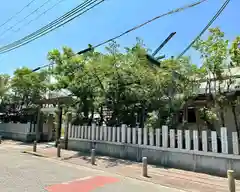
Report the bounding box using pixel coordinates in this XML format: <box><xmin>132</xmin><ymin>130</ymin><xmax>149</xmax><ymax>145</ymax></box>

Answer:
<box><xmin>46</xmin><ymin>176</ymin><xmax>120</xmax><ymax>192</ymax></box>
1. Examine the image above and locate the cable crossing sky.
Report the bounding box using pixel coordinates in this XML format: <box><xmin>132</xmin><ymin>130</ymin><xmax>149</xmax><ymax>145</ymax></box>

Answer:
<box><xmin>0</xmin><ymin>0</ymin><xmax>105</xmax><ymax>54</ymax></box>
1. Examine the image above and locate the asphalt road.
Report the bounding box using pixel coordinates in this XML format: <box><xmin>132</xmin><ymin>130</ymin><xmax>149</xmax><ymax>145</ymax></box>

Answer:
<box><xmin>0</xmin><ymin>147</ymin><xmax>182</xmax><ymax>192</ymax></box>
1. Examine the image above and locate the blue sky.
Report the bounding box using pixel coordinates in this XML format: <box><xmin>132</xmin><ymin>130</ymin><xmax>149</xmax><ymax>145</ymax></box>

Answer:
<box><xmin>0</xmin><ymin>0</ymin><xmax>238</xmax><ymax>74</ymax></box>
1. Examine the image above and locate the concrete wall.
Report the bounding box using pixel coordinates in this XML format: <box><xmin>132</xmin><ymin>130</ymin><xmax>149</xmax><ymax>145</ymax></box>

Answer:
<box><xmin>68</xmin><ymin>138</ymin><xmax>240</xmax><ymax>178</ymax></box>
<box><xmin>0</xmin><ymin>122</ymin><xmax>53</xmax><ymax>142</ymax></box>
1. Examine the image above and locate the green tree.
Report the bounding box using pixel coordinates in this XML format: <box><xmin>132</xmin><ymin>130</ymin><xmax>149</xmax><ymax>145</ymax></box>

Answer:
<box><xmin>0</xmin><ymin>74</ymin><xmax>10</xmax><ymax>101</ymax></box>
<box><xmin>11</xmin><ymin>67</ymin><xmax>48</xmax><ymax>109</ymax></box>
<box><xmin>194</xmin><ymin>27</ymin><xmax>240</xmax><ymax>136</ymax></box>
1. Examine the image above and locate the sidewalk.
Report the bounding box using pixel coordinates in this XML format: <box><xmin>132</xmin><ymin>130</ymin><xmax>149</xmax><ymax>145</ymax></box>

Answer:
<box><xmin>19</xmin><ymin>143</ymin><xmax>240</xmax><ymax>192</ymax></box>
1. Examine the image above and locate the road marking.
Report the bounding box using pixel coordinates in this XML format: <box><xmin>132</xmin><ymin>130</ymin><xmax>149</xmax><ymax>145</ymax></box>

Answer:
<box><xmin>61</xmin><ymin>176</ymin><xmax>93</xmax><ymax>185</ymax></box>
<box><xmin>45</xmin><ymin>176</ymin><xmax>120</xmax><ymax>192</ymax></box>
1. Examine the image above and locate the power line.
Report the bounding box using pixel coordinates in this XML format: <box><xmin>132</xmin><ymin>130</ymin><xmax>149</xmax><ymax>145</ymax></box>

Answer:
<box><xmin>177</xmin><ymin>0</ymin><xmax>230</xmax><ymax>58</ymax></box>
<box><xmin>0</xmin><ymin>0</ymin><xmax>102</xmax><ymax>53</ymax></box>
<box><xmin>0</xmin><ymin>0</ymin><xmax>103</xmax><ymax>53</ymax></box>
<box><xmin>0</xmin><ymin>0</ymin><xmax>53</xmax><ymax>38</ymax></box>
<box><xmin>0</xmin><ymin>0</ymin><xmax>37</xmax><ymax>29</ymax></box>
<box><xmin>33</xmin><ymin>0</ymin><xmax>208</xmax><ymax>72</ymax></box>
<box><xmin>87</xmin><ymin>0</ymin><xmax>208</xmax><ymax>50</ymax></box>
<box><xmin>12</xmin><ymin>0</ymin><xmax>67</xmax><ymax>34</ymax></box>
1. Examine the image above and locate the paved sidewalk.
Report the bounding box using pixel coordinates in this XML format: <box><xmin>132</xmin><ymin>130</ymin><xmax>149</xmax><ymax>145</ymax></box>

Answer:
<box><xmin>4</xmin><ymin>141</ymin><xmax>240</xmax><ymax>192</ymax></box>
<box><xmin>0</xmin><ymin>146</ymin><xmax>180</xmax><ymax>192</ymax></box>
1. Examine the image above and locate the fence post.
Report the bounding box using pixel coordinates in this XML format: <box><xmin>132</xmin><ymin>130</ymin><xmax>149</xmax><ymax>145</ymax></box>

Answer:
<box><xmin>127</xmin><ymin>127</ymin><xmax>131</xmax><ymax>143</ymax></box>
<box><xmin>227</xmin><ymin>170</ymin><xmax>235</xmax><ymax>192</ymax></box>
<box><xmin>104</xmin><ymin>125</ymin><xmax>107</xmax><ymax>141</ymax></box>
<box><xmin>138</xmin><ymin>127</ymin><xmax>142</xmax><ymax>145</ymax></box>
<box><xmin>91</xmin><ymin>123</ymin><xmax>96</xmax><ymax>141</ymax></box>
<box><xmin>132</xmin><ymin>127</ymin><xmax>136</xmax><ymax>144</ymax></box>
<box><xmin>84</xmin><ymin>125</ymin><xmax>88</xmax><ymax>139</ymax></box>
<box><xmin>88</xmin><ymin>126</ymin><xmax>91</xmax><ymax>140</ymax></box>
<box><xmin>150</xmin><ymin>129</ymin><xmax>154</xmax><ymax>146</ymax></box>
<box><xmin>202</xmin><ymin>130</ymin><xmax>208</xmax><ymax>152</ymax></box>
<box><xmin>156</xmin><ymin>128</ymin><xmax>160</xmax><ymax>147</ymax></box>
<box><xmin>177</xmin><ymin>130</ymin><xmax>183</xmax><ymax>149</ymax></box>
<box><xmin>112</xmin><ymin>127</ymin><xmax>116</xmax><ymax>142</ymax></box>
<box><xmin>117</xmin><ymin>126</ymin><xmax>121</xmax><ymax>142</ymax></box>
<box><xmin>143</xmin><ymin>127</ymin><xmax>148</xmax><ymax>145</ymax></box>
<box><xmin>185</xmin><ymin>130</ymin><xmax>190</xmax><ymax>150</ymax></box>
<box><xmin>221</xmin><ymin>127</ymin><xmax>228</xmax><ymax>154</ymax></box>
<box><xmin>121</xmin><ymin>124</ymin><xmax>126</xmax><ymax>143</ymax></box>
<box><xmin>162</xmin><ymin>125</ymin><xmax>168</xmax><ymax>148</ymax></box>
<box><xmin>170</xmin><ymin>129</ymin><xmax>175</xmax><ymax>148</ymax></box>
<box><xmin>108</xmin><ymin>127</ymin><xmax>112</xmax><ymax>142</ymax></box>
<box><xmin>211</xmin><ymin>131</ymin><xmax>217</xmax><ymax>153</ymax></box>
<box><xmin>193</xmin><ymin>130</ymin><xmax>199</xmax><ymax>151</ymax></box>
<box><xmin>232</xmin><ymin>132</ymin><xmax>239</xmax><ymax>155</ymax></box>
<box><xmin>99</xmin><ymin>126</ymin><xmax>103</xmax><ymax>140</ymax></box>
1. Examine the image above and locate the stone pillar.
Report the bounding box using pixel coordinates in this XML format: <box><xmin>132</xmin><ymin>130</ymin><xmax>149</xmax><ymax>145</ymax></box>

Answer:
<box><xmin>47</xmin><ymin>114</ymin><xmax>54</xmax><ymax>141</ymax></box>
<box><xmin>143</xmin><ymin>127</ymin><xmax>148</xmax><ymax>145</ymax></box>
<box><xmin>162</xmin><ymin>125</ymin><xmax>168</xmax><ymax>148</ymax></box>
<box><xmin>193</xmin><ymin>130</ymin><xmax>199</xmax><ymax>151</ymax></box>
<box><xmin>170</xmin><ymin>129</ymin><xmax>175</xmax><ymax>148</ymax></box>
<box><xmin>185</xmin><ymin>130</ymin><xmax>190</xmax><ymax>150</ymax></box>
<box><xmin>232</xmin><ymin>132</ymin><xmax>239</xmax><ymax>155</ymax></box>
<box><xmin>155</xmin><ymin>128</ymin><xmax>160</xmax><ymax>147</ymax></box>
<box><xmin>202</xmin><ymin>130</ymin><xmax>208</xmax><ymax>152</ymax></box>
<box><xmin>55</xmin><ymin>106</ymin><xmax>62</xmax><ymax>147</ymax></box>
<box><xmin>132</xmin><ymin>127</ymin><xmax>136</xmax><ymax>144</ymax></box>
<box><xmin>108</xmin><ymin>126</ymin><xmax>112</xmax><ymax>142</ymax></box>
<box><xmin>138</xmin><ymin>127</ymin><xmax>142</xmax><ymax>145</ymax></box>
<box><xmin>112</xmin><ymin>127</ymin><xmax>116</xmax><ymax>142</ymax></box>
<box><xmin>177</xmin><ymin>130</ymin><xmax>183</xmax><ymax>149</ymax></box>
<box><xmin>149</xmin><ymin>129</ymin><xmax>154</xmax><ymax>146</ymax></box>
<box><xmin>211</xmin><ymin>131</ymin><xmax>217</xmax><ymax>153</ymax></box>
<box><xmin>64</xmin><ymin>112</ymin><xmax>72</xmax><ymax>149</ymax></box>
<box><xmin>221</xmin><ymin>127</ymin><xmax>228</xmax><ymax>154</ymax></box>
<box><xmin>92</xmin><ymin>123</ymin><xmax>96</xmax><ymax>141</ymax></box>
<box><xmin>127</xmin><ymin>127</ymin><xmax>131</xmax><ymax>143</ymax></box>
<box><xmin>36</xmin><ymin>106</ymin><xmax>41</xmax><ymax>142</ymax></box>
<box><xmin>117</xmin><ymin>126</ymin><xmax>121</xmax><ymax>142</ymax></box>
<box><xmin>121</xmin><ymin>124</ymin><xmax>126</xmax><ymax>143</ymax></box>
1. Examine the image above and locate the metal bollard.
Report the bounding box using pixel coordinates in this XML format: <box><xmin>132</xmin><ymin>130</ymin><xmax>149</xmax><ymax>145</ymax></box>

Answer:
<box><xmin>33</xmin><ymin>141</ymin><xmax>37</xmax><ymax>152</ymax></box>
<box><xmin>91</xmin><ymin>149</ymin><xmax>96</xmax><ymax>165</ymax></box>
<box><xmin>142</xmin><ymin>157</ymin><xmax>148</xmax><ymax>177</ymax></box>
<box><xmin>57</xmin><ymin>144</ymin><xmax>61</xmax><ymax>157</ymax></box>
<box><xmin>227</xmin><ymin>170</ymin><xmax>235</xmax><ymax>192</ymax></box>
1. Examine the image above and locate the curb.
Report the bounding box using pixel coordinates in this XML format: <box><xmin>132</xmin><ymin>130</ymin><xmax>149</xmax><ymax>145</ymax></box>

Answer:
<box><xmin>21</xmin><ymin>150</ymin><xmax>50</xmax><ymax>158</ymax></box>
<box><xmin>21</xmin><ymin>150</ymin><xmax>77</xmax><ymax>160</ymax></box>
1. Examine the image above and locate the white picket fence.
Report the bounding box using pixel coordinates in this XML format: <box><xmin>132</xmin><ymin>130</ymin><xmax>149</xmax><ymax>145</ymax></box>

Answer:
<box><xmin>68</xmin><ymin>124</ymin><xmax>240</xmax><ymax>155</ymax></box>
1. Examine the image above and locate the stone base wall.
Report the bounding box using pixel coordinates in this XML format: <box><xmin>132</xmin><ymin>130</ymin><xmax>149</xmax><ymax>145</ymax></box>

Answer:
<box><xmin>0</xmin><ymin>132</ymin><xmax>36</xmax><ymax>142</ymax></box>
<box><xmin>68</xmin><ymin>138</ymin><xmax>240</xmax><ymax>178</ymax></box>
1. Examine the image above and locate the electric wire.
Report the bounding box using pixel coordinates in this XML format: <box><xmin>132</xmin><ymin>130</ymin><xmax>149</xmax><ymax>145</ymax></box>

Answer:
<box><xmin>91</xmin><ymin>0</ymin><xmax>208</xmax><ymax>50</ymax></box>
<box><xmin>0</xmin><ymin>0</ymin><xmax>53</xmax><ymax>38</ymax></box>
<box><xmin>12</xmin><ymin>0</ymin><xmax>67</xmax><ymax>34</ymax></box>
<box><xmin>0</xmin><ymin>0</ymin><xmax>102</xmax><ymax>53</ymax></box>
<box><xmin>32</xmin><ymin>0</ymin><xmax>209</xmax><ymax>71</ymax></box>
<box><xmin>0</xmin><ymin>0</ymin><xmax>37</xmax><ymax>29</ymax></box>
<box><xmin>177</xmin><ymin>0</ymin><xmax>230</xmax><ymax>58</ymax></box>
